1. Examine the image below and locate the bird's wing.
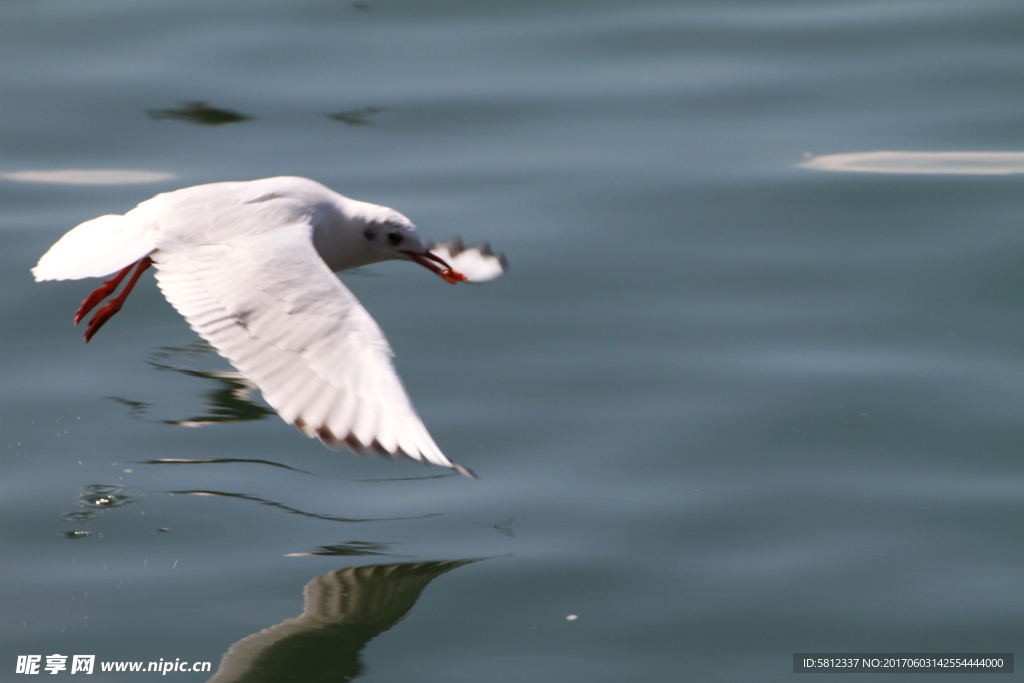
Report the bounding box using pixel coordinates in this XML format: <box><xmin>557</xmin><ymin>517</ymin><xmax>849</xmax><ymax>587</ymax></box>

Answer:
<box><xmin>151</xmin><ymin>222</ymin><xmax>470</xmax><ymax>476</ymax></box>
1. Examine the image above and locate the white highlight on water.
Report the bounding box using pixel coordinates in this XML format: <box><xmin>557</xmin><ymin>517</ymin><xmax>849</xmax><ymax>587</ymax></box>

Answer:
<box><xmin>1</xmin><ymin>169</ymin><xmax>176</xmax><ymax>185</ymax></box>
<box><xmin>800</xmin><ymin>151</ymin><xmax>1024</xmax><ymax>175</ymax></box>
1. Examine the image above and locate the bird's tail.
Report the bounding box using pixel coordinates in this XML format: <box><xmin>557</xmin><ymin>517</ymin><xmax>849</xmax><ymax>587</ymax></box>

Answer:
<box><xmin>32</xmin><ymin>211</ymin><xmax>158</xmax><ymax>282</ymax></box>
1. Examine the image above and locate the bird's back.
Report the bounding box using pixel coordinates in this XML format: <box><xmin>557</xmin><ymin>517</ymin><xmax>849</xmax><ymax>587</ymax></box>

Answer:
<box><xmin>32</xmin><ymin>177</ymin><xmax>348</xmax><ymax>282</ymax></box>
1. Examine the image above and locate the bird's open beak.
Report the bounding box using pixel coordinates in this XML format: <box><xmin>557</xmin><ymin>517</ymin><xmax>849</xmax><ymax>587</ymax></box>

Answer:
<box><xmin>401</xmin><ymin>250</ymin><xmax>467</xmax><ymax>285</ymax></box>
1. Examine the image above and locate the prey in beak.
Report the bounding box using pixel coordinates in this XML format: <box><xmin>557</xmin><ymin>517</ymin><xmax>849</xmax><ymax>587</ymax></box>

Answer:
<box><xmin>401</xmin><ymin>249</ymin><xmax>468</xmax><ymax>284</ymax></box>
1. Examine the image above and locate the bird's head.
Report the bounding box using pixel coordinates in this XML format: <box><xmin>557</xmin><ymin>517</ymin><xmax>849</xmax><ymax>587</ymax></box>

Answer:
<box><xmin>346</xmin><ymin>206</ymin><xmax>466</xmax><ymax>284</ymax></box>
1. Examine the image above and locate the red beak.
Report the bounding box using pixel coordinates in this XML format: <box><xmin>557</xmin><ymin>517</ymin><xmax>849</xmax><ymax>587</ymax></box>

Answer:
<box><xmin>401</xmin><ymin>250</ymin><xmax>467</xmax><ymax>285</ymax></box>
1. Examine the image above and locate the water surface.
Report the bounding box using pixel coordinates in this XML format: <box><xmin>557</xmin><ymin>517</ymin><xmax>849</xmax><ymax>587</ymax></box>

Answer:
<box><xmin>3</xmin><ymin>0</ymin><xmax>1023</xmax><ymax>680</ymax></box>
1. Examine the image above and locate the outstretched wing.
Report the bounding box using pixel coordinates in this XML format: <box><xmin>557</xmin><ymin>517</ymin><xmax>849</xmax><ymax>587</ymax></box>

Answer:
<box><xmin>151</xmin><ymin>221</ymin><xmax>471</xmax><ymax>476</ymax></box>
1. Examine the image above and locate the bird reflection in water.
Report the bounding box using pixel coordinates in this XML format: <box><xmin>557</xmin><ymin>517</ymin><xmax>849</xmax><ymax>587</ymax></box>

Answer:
<box><xmin>108</xmin><ymin>342</ymin><xmax>275</xmax><ymax>428</ymax></box>
<box><xmin>286</xmin><ymin>540</ymin><xmax>394</xmax><ymax>557</ymax></box>
<box><xmin>166</xmin><ymin>489</ymin><xmax>441</xmax><ymax>523</ymax></box>
<box><xmin>207</xmin><ymin>560</ymin><xmax>480</xmax><ymax>682</ymax></box>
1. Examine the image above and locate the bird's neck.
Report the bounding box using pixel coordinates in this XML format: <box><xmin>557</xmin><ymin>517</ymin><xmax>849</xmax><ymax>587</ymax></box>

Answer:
<box><xmin>311</xmin><ymin>219</ymin><xmax>382</xmax><ymax>272</ymax></box>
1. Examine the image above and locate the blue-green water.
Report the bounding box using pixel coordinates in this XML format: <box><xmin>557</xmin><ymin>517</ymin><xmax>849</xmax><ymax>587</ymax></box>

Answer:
<box><xmin>3</xmin><ymin>1</ymin><xmax>1023</xmax><ymax>680</ymax></box>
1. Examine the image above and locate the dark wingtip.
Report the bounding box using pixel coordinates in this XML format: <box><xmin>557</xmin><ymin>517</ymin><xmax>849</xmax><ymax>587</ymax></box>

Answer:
<box><xmin>452</xmin><ymin>463</ymin><xmax>478</xmax><ymax>479</ymax></box>
<box><xmin>301</xmin><ymin>421</ymin><xmax>478</xmax><ymax>478</ymax></box>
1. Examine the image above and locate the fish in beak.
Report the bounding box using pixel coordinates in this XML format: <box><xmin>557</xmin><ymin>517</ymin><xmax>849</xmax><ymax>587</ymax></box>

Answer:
<box><xmin>401</xmin><ymin>249</ymin><xmax>468</xmax><ymax>284</ymax></box>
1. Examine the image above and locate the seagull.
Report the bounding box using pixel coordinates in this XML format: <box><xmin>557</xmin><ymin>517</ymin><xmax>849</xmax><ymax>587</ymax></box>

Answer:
<box><xmin>32</xmin><ymin>176</ymin><xmax>506</xmax><ymax>477</ymax></box>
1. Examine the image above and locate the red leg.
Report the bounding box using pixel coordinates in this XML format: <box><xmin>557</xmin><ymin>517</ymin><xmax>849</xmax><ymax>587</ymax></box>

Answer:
<box><xmin>82</xmin><ymin>257</ymin><xmax>153</xmax><ymax>343</ymax></box>
<box><xmin>74</xmin><ymin>263</ymin><xmax>135</xmax><ymax>325</ymax></box>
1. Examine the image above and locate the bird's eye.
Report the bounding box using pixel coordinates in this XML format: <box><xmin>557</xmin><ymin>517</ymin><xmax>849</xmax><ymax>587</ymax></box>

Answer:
<box><xmin>363</xmin><ymin>228</ymin><xmax>376</xmax><ymax>241</ymax></box>
<box><xmin>387</xmin><ymin>230</ymin><xmax>403</xmax><ymax>245</ymax></box>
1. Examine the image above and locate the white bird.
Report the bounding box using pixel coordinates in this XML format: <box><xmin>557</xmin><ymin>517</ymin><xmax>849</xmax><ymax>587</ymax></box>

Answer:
<box><xmin>32</xmin><ymin>176</ymin><xmax>506</xmax><ymax>477</ymax></box>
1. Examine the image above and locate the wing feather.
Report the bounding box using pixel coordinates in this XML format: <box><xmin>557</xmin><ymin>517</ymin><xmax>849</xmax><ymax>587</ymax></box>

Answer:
<box><xmin>151</xmin><ymin>221</ymin><xmax>470</xmax><ymax>474</ymax></box>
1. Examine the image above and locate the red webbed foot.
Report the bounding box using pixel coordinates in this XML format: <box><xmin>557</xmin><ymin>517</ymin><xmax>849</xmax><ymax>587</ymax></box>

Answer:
<box><xmin>77</xmin><ymin>257</ymin><xmax>153</xmax><ymax>342</ymax></box>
